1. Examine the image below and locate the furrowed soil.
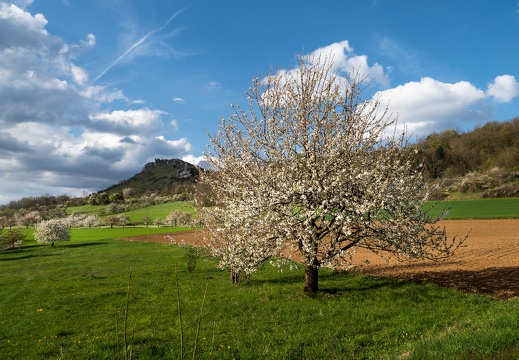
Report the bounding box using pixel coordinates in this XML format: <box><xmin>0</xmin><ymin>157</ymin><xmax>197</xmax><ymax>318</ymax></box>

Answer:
<box><xmin>120</xmin><ymin>220</ymin><xmax>519</xmax><ymax>299</ymax></box>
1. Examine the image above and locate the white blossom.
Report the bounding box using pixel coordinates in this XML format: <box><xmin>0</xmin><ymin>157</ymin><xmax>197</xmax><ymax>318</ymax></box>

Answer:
<box><xmin>200</xmin><ymin>54</ymin><xmax>466</xmax><ymax>291</ymax></box>
<box><xmin>34</xmin><ymin>218</ymin><xmax>71</xmax><ymax>246</ymax></box>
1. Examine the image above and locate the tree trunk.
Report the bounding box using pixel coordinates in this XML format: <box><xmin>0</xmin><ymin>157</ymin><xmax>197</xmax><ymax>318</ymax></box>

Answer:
<box><xmin>231</xmin><ymin>270</ymin><xmax>251</xmax><ymax>284</ymax></box>
<box><xmin>304</xmin><ymin>265</ymin><xmax>319</xmax><ymax>292</ymax></box>
<box><xmin>231</xmin><ymin>269</ymin><xmax>241</xmax><ymax>284</ymax></box>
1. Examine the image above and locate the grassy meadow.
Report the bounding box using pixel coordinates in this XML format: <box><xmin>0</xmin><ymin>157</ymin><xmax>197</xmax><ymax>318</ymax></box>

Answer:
<box><xmin>1</xmin><ymin>198</ymin><xmax>519</xmax><ymax>359</ymax></box>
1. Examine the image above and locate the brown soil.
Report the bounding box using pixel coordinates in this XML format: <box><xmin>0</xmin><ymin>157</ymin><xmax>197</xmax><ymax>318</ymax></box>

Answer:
<box><xmin>120</xmin><ymin>219</ymin><xmax>519</xmax><ymax>299</ymax></box>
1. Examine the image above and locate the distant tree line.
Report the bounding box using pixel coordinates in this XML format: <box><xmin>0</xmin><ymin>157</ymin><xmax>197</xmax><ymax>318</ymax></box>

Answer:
<box><xmin>416</xmin><ymin>118</ymin><xmax>519</xmax><ymax>179</ymax></box>
<box><xmin>4</xmin><ymin>194</ymin><xmax>72</xmax><ymax>211</ymax></box>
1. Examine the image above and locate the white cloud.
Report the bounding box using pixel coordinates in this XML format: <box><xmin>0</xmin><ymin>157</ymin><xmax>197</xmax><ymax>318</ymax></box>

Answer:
<box><xmin>378</xmin><ymin>77</ymin><xmax>485</xmax><ymax>118</ymax></box>
<box><xmin>307</xmin><ymin>40</ymin><xmax>390</xmax><ymax>87</ymax></box>
<box><xmin>374</xmin><ymin>76</ymin><xmax>516</xmax><ymax>136</ymax></box>
<box><xmin>13</xmin><ymin>0</ymin><xmax>33</xmax><ymax>9</ymax></box>
<box><xmin>204</xmin><ymin>81</ymin><xmax>221</xmax><ymax>90</ymax></box>
<box><xmin>86</xmin><ymin>33</ymin><xmax>95</xmax><ymax>46</ymax></box>
<box><xmin>260</xmin><ymin>40</ymin><xmax>392</xmax><ymax>109</ymax></box>
<box><xmin>0</xmin><ymin>3</ymin><xmax>46</xmax><ymax>37</ymax></box>
<box><xmin>70</xmin><ymin>64</ymin><xmax>88</xmax><ymax>85</ymax></box>
<box><xmin>169</xmin><ymin>119</ymin><xmax>179</xmax><ymax>132</ymax></box>
<box><xmin>89</xmin><ymin>109</ymin><xmax>165</xmax><ymax>135</ymax></box>
<box><xmin>182</xmin><ymin>154</ymin><xmax>206</xmax><ymax>166</ymax></box>
<box><xmin>172</xmin><ymin>97</ymin><xmax>185</xmax><ymax>103</ymax></box>
<box><xmin>487</xmin><ymin>75</ymin><xmax>519</xmax><ymax>103</ymax></box>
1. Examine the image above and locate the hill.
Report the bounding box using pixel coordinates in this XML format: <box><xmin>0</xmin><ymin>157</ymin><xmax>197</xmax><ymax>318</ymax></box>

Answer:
<box><xmin>415</xmin><ymin>118</ymin><xmax>519</xmax><ymax>198</ymax></box>
<box><xmin>417</xmin><ymin>118</ymin><xmax>519</xmax><ymax>179</ymax></box>
<box><xmin>99</xmin><ymin>158</ymin><xmax>199</xmax><ymax>198</ymax></box>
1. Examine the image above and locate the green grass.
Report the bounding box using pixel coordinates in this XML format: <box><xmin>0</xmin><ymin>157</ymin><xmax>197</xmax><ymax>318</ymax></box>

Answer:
<box><xmin>71</xmin><ymin>226</ymin><xmax>193</xmax><ymax>241</ymax></box>
<box><xmin>12</xmin><ymin>227</ymin><xmax>193</xmax><ymax>245</ymax></box>
<box><xmin>1</xmin><ymin>232</ymin><xmax>519</xmax><ymax>359</ymax></box>
<box><xmin>122</xmin><ymin>201</ymin><xmax>196</xmax><ymax>223</ymax></box>
<box><xmin>424</xmin><ymin>198</ymin><xmax>519</xmax><ymax>219</ymax></box>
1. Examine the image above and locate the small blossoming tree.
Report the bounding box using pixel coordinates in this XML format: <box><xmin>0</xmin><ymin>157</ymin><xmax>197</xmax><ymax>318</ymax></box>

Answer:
<box><xmin>202</xmin><ymin>205</ymin><xmax>279</xmax><ymax>283</ymax></box>
<box><xmin>165</xmin><ymin>210</ymin><xmax>192</xmax><ymax>227</ymax></box>
<box><xmin>34</xmin><ymin>219</ymin><xmax>71</xmax><ymax>247</ymax></box>
<box><xmin>83</xmin><ymin>214</ymin><xmax>101</xmax><ymax>228</ymax></box>
<box><xmin>201</xmin><ymin>54</ymin><xmax>466</xmax><ymax>292</ymax></box>
<box><xmin>0</xmin><ymin>228</ymin><xmax>26</xmax><ymax>250</ymax></box>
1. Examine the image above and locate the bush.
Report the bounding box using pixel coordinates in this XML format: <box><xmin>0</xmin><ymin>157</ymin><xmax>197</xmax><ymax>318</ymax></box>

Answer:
<box><xmin>0</xmin><ymin>229</ymin><xmax>25</xmax><ymax>250</ymax></box>
<box><xmin>165</xmin><ymin>235</ymin><xmax>201</xmax><ymax>273</ymax></box>
<box><xmin>483</xmin><ymin>183</ymin><xmax>519</xmax><ymax>198</ymax></box>
<box><xmin>184</xmin><ymin>245</ymin><xmax>199</xmax><ymax>273</ymax></box>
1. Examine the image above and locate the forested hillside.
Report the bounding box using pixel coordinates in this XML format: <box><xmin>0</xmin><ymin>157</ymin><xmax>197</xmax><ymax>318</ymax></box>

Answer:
<box><xmin>416</xmin><ymin>117</ymin><xmax>519</xmax><ymax>198</ymax></box>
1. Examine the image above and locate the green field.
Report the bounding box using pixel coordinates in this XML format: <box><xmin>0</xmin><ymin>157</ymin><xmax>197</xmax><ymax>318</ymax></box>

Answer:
<box><xmin>122</xmin><ymin>202</ymin><xmax>196</xmax><ymax>223</ymax></box>
<box><xmin>425</xmin><ymin>198</ymin><xmax>519</xmax><ymax>219</ymax></box>
<box><xmin>1</xmin><ymin>198</ymin><xmax>519</xmax><ymax>358</ymax></box>
<box><xmin>1</xmin><ymin>234</ymin><xmax>519</xmax><ymax>359</ymax></box>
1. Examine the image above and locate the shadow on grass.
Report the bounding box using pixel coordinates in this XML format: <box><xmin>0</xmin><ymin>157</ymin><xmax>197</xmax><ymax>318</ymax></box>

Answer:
<box><xmin>253</xmin><ymin>272</ymin><xmax>303</xmax><ymax>286</ymax></box>
<box><xmin>0</xmin><ymin>253</ymin><xmax>58</xmax><ymax>261</ymax></box>
<box><xmin>65</xmin><ymin>241</ymin><xmax>108</xmax><ymax>248</ymax></box>
<box><xmin>318</xmin><ymin>270</ymin><xmax>407</xmax><ymax>294</ymax></box>
<box><xmin>253</xmin><ymin>268</ymin><xmax>407</xmax><ymax>295</ymax></box>
<box><xmin>393</xmin><ymin>267</ymin><xmax>519</xmax><ymax>299</ymax></box>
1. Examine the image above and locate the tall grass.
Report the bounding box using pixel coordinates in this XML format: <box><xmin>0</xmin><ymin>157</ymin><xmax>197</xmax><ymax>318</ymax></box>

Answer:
<box><xmin>1</xmin><ymin>237</ymin><xmax>518</xmax><ymax>359</ymax></box>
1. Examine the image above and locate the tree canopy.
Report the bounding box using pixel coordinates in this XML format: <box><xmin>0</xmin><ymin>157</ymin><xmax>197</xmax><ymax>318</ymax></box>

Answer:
<box><xmin>202</xmin><ymin>54</ymin><xmax>466</xmax><ymax>292</ymax></box>
<box><xmin>34</xmin><ymin>219</ymin><xmax>71</xmax><ymax>246</ymax></box>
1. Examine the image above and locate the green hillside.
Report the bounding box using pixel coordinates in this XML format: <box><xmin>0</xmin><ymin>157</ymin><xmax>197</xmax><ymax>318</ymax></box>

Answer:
<box><xmin>99</xmin><ymin>158</ymin><xmax>199</xmax><ymax>197</ymax></box>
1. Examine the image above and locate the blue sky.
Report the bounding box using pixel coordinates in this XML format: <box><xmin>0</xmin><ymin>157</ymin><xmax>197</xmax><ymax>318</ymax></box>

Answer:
<box><xmin>1</xmin><ymin>0</ymin><xmax>519</xmax><ymax>203</ymax></box>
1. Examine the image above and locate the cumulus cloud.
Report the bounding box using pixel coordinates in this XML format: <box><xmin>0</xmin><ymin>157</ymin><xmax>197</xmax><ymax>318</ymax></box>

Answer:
<box><xmin>260</xmin><ymin>40</ymin><xmax>391</xmax><ymax>109</ymax></box>
<box><xmin>182</xmin><ymin>154</ymin><xmax>206</xmax><ymax>166</ymax></box>
<box><xmin>0</xmin><ymin>2</ymin><xmax>48</xmax><ymax>47</ymax></box>
<box><xmin>88</xmin><ymin>109</ymin><xmax>165</xmax><ymax>135</ymax></box>
<box><xmin>376</xmin><ymin>75</ymin><xmax>519</xmax><ymax>136</ymax></box>
<box><xmin>306</xmin><ymin>40</ymin><xmax>390</xmax><ymax>87</ymax></box>
<box><xmin>487</xmin><ymin>75</ymin><xmax>519</xmax><ymax>103</ymax></box>
<box><xmin>0</xmin><ymin>3</ymin><xmax>192</xmax><ymax>203</ymax></box>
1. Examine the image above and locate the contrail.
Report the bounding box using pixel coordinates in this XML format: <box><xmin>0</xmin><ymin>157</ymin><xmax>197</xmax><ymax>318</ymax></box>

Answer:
<box><xmin>93</xmin><ymin>7</ymin><xmax>187</xmax><ymax>82</ymax></box>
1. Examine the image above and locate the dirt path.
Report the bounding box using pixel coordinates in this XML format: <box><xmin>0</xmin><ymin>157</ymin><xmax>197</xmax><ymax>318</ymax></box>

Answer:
<box><xmin>121</xmin><ymin>219</ymin><xmax>519</xmax><ymax>299</ymax></box>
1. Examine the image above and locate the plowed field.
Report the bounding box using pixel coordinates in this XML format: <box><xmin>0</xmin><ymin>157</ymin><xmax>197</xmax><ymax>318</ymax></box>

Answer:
<box><xmin>120</xmin><ymin>219</ymin><xmax>519</xmax><ymax>299</ymax></box>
